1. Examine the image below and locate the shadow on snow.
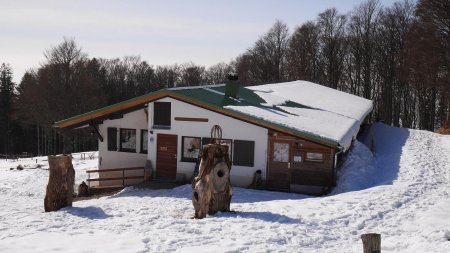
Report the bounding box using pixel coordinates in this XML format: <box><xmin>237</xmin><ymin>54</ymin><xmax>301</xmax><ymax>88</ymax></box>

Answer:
<box><xmin>371</xmin><ymin>123</ymin><xmax>410</xmax><ymax>185</ymax></box>
<box><xmin>110</xmin><ymin>184</ymin><xmax>311</xmax><ymax>203</ymax></box>
<box><xmin>63</xmin><ymin>206</ymin><xmax>111</xmax><ymax>219</ymax></box>
<box><xmin>216</xmin><ymin>210</ymin><xmax>300</xmax><ymax>224</ymax></box>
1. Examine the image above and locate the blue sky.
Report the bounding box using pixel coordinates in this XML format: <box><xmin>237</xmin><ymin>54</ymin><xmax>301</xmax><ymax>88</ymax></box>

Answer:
<box><xmin>1</xmin><ymin>0</ymin><xmax>398</xmax><ymax>83</ymax></box>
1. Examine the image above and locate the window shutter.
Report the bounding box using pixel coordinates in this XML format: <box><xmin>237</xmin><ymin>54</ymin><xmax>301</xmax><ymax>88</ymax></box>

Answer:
<box><xmin>107</xmin><ymin>127</ymin><xmax>117</xmax><ymax>151</ymax></box>
<box><xmin>153</xmin><ymin>102</ymin><xmax>171</xmax><ymax>127</ymax></box>
<box><xmin>233</xmin><ymin>140</ymin><xmax>255</xmax><ymax>167</ymax></box>
<box><xmin>141</xmin><ymin>130</ymin><xmax>148</xmax><ymax>153</ymax></box>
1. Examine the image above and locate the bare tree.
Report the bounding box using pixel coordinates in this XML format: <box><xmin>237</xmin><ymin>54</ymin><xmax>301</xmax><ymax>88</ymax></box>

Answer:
<box><xmin>237</xmin><ymin>20</ymin><xmax>290</xmax><ymax>85</ymax></box>
<box><xmin>179</xmin><ymin>62</ymin><xmax>206</xmax><ymax>86</ymax></box>
<box><xmin>345</xmin><ymin>0</ymin><xmax>381</xmax><ymax>98</ymax></box>
<box><xmin>287</xmin><ymin>21</ymin><xmax>321</xmax><ymax>82</ymax></box>
<box><xmin>375</xmin><ymin>0</ymin><xmax>415</xmax><ymax>126</ymax></box>
<box><xmin>205</xmin><ymin>62</ymin><xmax>233</xmax><ymax>84</ymax></box>
<box><xmin>154</xmin><ymin>64</ymin><xmax>181</xmax><ymax>88</ymax></box>
<box><xmin>317</xmin><ymin>8</ymin><xmax>347</xmax><ymax>89</ymax></box>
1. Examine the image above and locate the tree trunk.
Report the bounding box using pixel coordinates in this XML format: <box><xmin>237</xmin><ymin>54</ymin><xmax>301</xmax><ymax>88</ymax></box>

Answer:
<box><xmin>44</xmin><ymin>155</ymin><xmax>75</xmax><ymax>212</ymax></box>
<box><xmin>192</xmin><ymin>144</ymin><xmax>232</xmax><ymax>218</ymax></box>
<box><xmin>361</xmin><ymin>233</ymin><xmax>381</xmax><ymax>253</ymax></box>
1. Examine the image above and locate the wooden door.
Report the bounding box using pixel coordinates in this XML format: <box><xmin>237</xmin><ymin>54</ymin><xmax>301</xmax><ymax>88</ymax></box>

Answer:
<box><xmin>267</xmin><ymin>139</ymin><xmax>291</xmax><ymax>190</ymax></box>
<box><xmin>290</xmin><ymin>144</ymin><xmax>303</xmax><ymax>185</ymax></box>
<box><xmin>156</xmin><ymin>134</ymin><xmax>178</xmax><ymax>179</ymax></box>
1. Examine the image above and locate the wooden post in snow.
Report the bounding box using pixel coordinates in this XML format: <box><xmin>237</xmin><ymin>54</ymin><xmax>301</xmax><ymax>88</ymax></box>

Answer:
<box><xmin>192</xmin><ymin>125</ymin><xmax>233</xmax><ymax>219</ymax></box>
<box><xmin>44</xmin><ymin>155</ymin><xmax>75</xmax><ymax>212</ymax></box>
<box><xmin>361</xmin><ymin>233</ymin><xmax>381</xmax><ymax>253</ymax></box>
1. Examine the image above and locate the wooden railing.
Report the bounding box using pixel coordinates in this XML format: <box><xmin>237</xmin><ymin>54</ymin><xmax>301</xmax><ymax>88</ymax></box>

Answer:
<box><xmin>86</xmin><ymin>167</ymin><xmax>145</xmax><ymax>188</ymax></box>
<box><xmin>0</xmin><ymin>152</ymin><xmax>34</xmax><ymax>161</ymax></box>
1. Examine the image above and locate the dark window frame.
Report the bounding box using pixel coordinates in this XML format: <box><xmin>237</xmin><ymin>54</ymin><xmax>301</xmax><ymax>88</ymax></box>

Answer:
<box><xmin>140</xmin><ymin>129</ymin><xmax>148</xmax><ymax>154</ymax></box>
<box><xmin>107</xmin><ymin>127</ymin><xmax>118</xmax><ymax>151</ymax></box>
<box><xmin>119</xmin><ymin>128</ymin><xmax>137</xmax><ymax>153</ymax></box>
<box><xmin>153</xmin><ymin>102</ymin><xmax>171</xmax><ymax>128</ymax></box>
<box><xmin>181</xmin><ymin>136</ymin><xmax>202</xmax><ymax>162</ymax></box>
<box><xmin>233</xmin><ymin>140</ymin><xmax>255</xmax><ymax>167</ymax></box>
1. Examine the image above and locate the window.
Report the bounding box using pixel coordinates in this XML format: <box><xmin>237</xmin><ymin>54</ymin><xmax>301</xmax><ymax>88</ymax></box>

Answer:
<box><xmin>273</xmin><ymin>142</ymin><xmax>289</xmax><ymax>162</ymax></box>
<box><xmin>306</xmin><ymin>152</ymin><xmax>323</xmax><ymax>162</ymax></box>
<box><xmin>141</xmin><ymin>130</ymin><xmax>148</xmax><ymax>154</ymax></box>
<box><xmin>120</xmin><ymin>128</ymin><xmax>136</xmax><ymax>152</ymax></box>
<box><xmin>153</xmin><ymin>102</ymin><xmax>171</xmax><ymax>128</ymax></box>
<box><xmin>107</xmin><ymin>127</ymin><xmax>117</xmax><ymax>151</ymax></box>
<box><xmin>181</xmin><ymin>136</ymin><xmax>201</xmax><ymax>162</ymax></box>
<box><xmin>233</xmin><ymin>140</ymin><xmax>255</xmax><ymax>167</ymax></box>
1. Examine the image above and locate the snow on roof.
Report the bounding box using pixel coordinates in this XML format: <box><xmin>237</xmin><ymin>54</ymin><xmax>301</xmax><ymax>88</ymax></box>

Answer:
<box><xmin>226</xmin><ymin>105</ymin><xmax>359</xmax><ymax>150</ymax></box>
<box><xmin>248</xmin><ymin>80</ymin><xmax>373</xmax><ymax>123</ymax></box>
<box><xmin>224</xmin><ymin>80</ymin><xmax>373</xmax><ymax>150</ymax></box>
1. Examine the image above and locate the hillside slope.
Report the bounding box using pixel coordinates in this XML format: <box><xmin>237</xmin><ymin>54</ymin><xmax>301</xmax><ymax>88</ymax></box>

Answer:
<box><xmin>0</xmin><ymin>124</ymin><xmax>449</xmax><ymax>252</ymax></box>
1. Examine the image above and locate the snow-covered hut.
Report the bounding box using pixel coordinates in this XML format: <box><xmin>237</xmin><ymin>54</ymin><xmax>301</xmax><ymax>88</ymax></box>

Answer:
<box><xmin>54</xmin><ymin>80</ymin><xmax>372</xmax><ymax>195</ymax></box>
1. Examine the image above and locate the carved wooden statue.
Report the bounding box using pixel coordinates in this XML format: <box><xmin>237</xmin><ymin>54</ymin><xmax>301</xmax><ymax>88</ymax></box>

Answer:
<box><xmin>192</xmin><ymin>125</ymin><xmax>233</xmax><ymax>219</ymax></box>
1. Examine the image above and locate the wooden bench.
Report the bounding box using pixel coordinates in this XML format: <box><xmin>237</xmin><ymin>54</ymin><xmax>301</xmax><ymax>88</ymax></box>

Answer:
<box><xmin>86</xmin><ymin>167</ymin><xmax>145</xmax><ymax>188</ymax></box>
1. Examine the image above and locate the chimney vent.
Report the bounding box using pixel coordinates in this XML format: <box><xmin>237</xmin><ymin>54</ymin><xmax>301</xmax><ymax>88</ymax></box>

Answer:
<box><xmin>225</xmin><ymin>74</ymin><xmax>239</xmax><ymax>98</ymax></box>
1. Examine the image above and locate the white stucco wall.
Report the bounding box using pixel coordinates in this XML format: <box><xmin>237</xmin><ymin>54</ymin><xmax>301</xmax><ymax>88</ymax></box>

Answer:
<box><xmin>98</xmin><ymin>109</ymin><xmax>148</xmax><ymax>171</ymax></box>
<box><xmin>147</xmin><ymin>97</ymin><xmax>268</xmax><ymax>187</ymax></box>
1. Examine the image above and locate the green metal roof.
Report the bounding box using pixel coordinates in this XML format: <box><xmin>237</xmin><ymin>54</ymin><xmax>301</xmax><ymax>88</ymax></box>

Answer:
<box><xmin>54</xmin><ymin>84</ymin><xmax>339</xmax><ymax>148</ymax></box>
<box><xmin>169</xmin><ymin>85</ymin><xmax>338</xmax><ymax>147</ymax></box>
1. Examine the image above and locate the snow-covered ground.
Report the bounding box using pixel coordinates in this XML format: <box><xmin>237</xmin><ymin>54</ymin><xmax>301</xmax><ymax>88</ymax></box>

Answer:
<box><xmin>0</xmin><ymin>124</ymin><xmax>449</xmax><ymax>252</ymax></box>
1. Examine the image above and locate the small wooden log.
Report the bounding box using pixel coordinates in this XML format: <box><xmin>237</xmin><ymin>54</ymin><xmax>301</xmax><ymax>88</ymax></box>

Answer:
<box><xmin>249</xmin><ymin>170</ymin><xmax>263</xmax><ymax>189</ymax></box>
<box><xmin>192</xmin><ymin>144</ymin><xmax>232</xmax><ymax>218</ymax></box>
<box><xmin>44</xmin><ymin>155</ymin><xmax>75</xmax><ymax>212</ymax></box>
<box><xmin>361</xmin><ymin>233</ymin><xmax>381</xmax><ymax>253</ymax></box>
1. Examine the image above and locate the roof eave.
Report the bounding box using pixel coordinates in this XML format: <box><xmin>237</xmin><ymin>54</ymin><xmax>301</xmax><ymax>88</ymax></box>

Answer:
<box><xmin>53</xmin><ymin>89</ymin><xmax>171</xmax><ymax>129</ymax></box>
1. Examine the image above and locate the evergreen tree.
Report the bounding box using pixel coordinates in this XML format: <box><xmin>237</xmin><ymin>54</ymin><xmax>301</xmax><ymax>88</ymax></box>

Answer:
<box><xmin>0</xmin><ymin>63</ymin><xmax>16</xmax><ymax>154</ymax></box>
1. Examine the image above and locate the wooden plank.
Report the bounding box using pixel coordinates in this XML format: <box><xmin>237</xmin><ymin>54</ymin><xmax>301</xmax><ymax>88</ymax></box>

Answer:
<box><xmin>87</xmin><ymin>167</ymin><xmax>144</xmax><ymax>173</ymax></box>
<box><xmin>174</xmin><ymin>117</ymin><xmax>208</xmax><ymax>122</ymax></box>
<box><xmin>87</xmin><ymin>176</ymin><xmax>144</xmax><ymax>182</ymax></box>
<box><xmin>291</xmin><ymin>170</ymin><xmax>332</xmax><ymax>186</ymax></box>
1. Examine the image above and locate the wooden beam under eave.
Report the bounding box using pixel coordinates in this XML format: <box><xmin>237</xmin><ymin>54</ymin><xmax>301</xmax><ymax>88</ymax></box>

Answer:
<box><xmin>174</xmin><ymin>117</ymin><xmax>208</xmax><ymax>122</ymax></box>
<box><xmin>89</xmin><ymin>123</ymin><xmax>104</xmax><ymax>142</ymax></box>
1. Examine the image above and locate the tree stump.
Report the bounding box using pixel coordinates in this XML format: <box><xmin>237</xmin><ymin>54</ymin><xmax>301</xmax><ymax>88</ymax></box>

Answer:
<box><xmin>192</xmin><ymin>144</ymin><xmax>232</xmax><ymax>218</ymax></box>
<box><xmin>44</xmin><ymin>155</ymin><xmax>75</xmax><ymax>212</ymax></box>
<box><xmin>361</xmin><ymin>233</ymin><xmax>381</xmax><ymax>253</ymax></box>
<box><xmin>77</xmin><ymin>181</ymin><xmax>89</xmax><ymax>197</ymax></box>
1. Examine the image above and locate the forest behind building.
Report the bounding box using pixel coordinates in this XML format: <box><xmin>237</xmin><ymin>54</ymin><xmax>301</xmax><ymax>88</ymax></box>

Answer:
<box><xmin>0</xmin><ymin>0</ymin><xmax>448</xmax><ymax>156</ymax></box>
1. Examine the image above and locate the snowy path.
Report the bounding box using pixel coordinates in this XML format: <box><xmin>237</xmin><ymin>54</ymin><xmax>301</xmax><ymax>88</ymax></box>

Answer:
<box><xmin>0</xmin><ymin>125</ymin><xmax>449</xmax><ymax>252</ymax></box>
